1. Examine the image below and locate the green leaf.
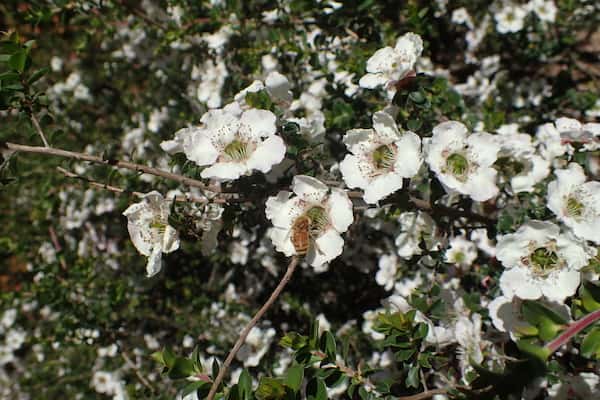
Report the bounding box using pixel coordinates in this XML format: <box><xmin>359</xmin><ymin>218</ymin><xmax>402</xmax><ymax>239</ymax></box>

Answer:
<box><xmin>182</xmin><ymin>381</ymin><xmax>209</xmax><ymax>397</ymax></box>
<box><xmin>245</xmin><ymin>90</ymin><xmax>273</xmax><ymax>110</ymax></box>
<box><xmin>279</xmin><ymin>332</ymin><xmax>307</xmax><ymax>349</ymax></box>
<box><xmin>168</xmin><ymin>357</ymin><xmax>195</xmax><ymax>379</ymax></box>
<box><xmin>581</xmin><ymin>281</ymin><xmax>600</xmax><ymax>313</ymax></box>
<box><xmin>516</xmin><ymin>339</ymin><xmax>550</xmax><ymax>362</ymax></box>
<box><xmin>256</xmin><ymin>378</ymin><xmax>286</xmax><ymax>400</ymax></box>
<box><xmin>8</xmin><ymin>49</ymin><xmax>27</xmax><ymax>73</ymax></box>
<box><xmin>321</xmin><ymin>331</ymin><xmax>336</xmax><ymax>360</ymax></box>
<box><xmin>581</xmin><ymin>328</ymin><xmax>600</xmax><ymax>359</ymax></box>
<box><xmin>396</xmin><ymin>348</ymin><xmax>416</xmax><ymax>361</ymax></box>
<box><xmin>284</xmin><ymin>363</ymin><xmax>304</xmax><ymax>391</ymax></box>
<box><xmin>406</xmin><ymin>366</ymin><xmax>420</xmax><ymax>388</ymax></box>
<box><xmin>28</xmin><ymin>67</ymin><xmax>48</xmax><ymax>85</ymax></box>
<box><xmin>238</xmin><ymin>369</ymin><xmax>252</xmax><ymax>400</ymax></box>
<box><xmin>521</xmin><ymin>301</ymin><xmax>567</xmax><ymax>341</ymax></box>
<box><xmin>306</xmin><ymin>378</ymin><xmax>327</xmax><ymax>400</ymax></box>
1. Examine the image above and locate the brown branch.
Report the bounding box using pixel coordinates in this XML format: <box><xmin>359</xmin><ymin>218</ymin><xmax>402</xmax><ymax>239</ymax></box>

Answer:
<box><xmin>5</xmin><ymin>142</ymin><xmax>221</xmax><ymax>194</ymax></box>
<box><xmin>56</xmin><ymin>167</ymin><xmax>218</xmax><ymax>204</ymax></box>
<box><xmin>206</xmin><ymin>256</ymin><xmax>299</xmax><ymax>400</ymax></box>
<box><xmin>121</xmin><ymin>350</ymin><xmax>156</xmax><ymax>393</ymax></box>
<box><xmin>397</xmin><ymin>389</ymin><xmax>448</xmax><ymax>400</ymax></box>
<box><xmin>30</xmin><ymin>114</ymin><xmax>50</xmax><ymax>147</ymax></box>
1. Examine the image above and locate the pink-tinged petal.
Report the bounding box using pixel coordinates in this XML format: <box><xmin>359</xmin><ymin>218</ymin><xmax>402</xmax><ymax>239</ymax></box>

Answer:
<box><xmin>327</xmin><ymin>189</ymin><xmax>353</xmax><ymax>232</ymax></box>
<box><xmin>240</xmin><ymin>109</ymin><xmax>277</xmax><ymax>139</ymax></box>
<box><xmin>292</xmin><ymin>175</ymin><xmax>328</xmax><ymax>203</ymax></box>
<box><xmin>201</xmin><ymin>162</ymin><xmax>247</xmax><ymax>181</ymax></box>
<box><xmin>247</xmin><ymin>136</ymin><xmax>286</xmax><ymax>173</ymax></box>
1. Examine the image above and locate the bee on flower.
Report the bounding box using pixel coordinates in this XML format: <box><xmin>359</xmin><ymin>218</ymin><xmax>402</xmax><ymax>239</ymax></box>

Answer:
<box><xmin>266</xmin><ymin>176</ymin><xmax>353</xmax><ymax>270</ymax></box>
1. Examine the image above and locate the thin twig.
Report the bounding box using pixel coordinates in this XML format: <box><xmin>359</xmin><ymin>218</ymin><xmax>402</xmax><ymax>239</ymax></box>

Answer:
<box><xmin>121</xmin><ymin>351</ymin><xmax>156</xmax><ymax>393</ymax></box>
<box><xmin>30</xmin><ymin>114</ymin><xmax>50</xmax><ymax>147</ymax></box>
<box><xmin>206</xmin><ymin>256</ymin><xmax>299</xmax><ymax>400</ymax></box>
<box><xmin>396</xmin><ymin>388</ymin><xmax>448</xmax><ymax>400</ymax></box>
<box><xmin>56</xmin><ymin>167</ymin><xmax>216</xmax><ymax>204</ymax></box>
<box><xmin>5</xmin><ymin>142</ymin><xmax>220</xmax><ymax>194</ymax></box>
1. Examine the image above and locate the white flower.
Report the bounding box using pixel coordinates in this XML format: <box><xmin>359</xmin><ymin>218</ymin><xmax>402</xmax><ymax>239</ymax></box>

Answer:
<box><xmin>547</xmin><ymin>372</ymin><xmax>600</xmax><ymax>399</ymax></box>
<box><xmin>534</xmin><ymin>118</ymin><xmax>600</xmax><ymax>160</ymax></box>
<box><xmin>0</xmin><ymin>309</ymin><xmax>17</xmax><ymax>331</ymax></box>
<box><xmin>495</xmin><ymin>4</ymin><xmax>528</xmax><ymax>34</ymax></box>
<box><xmin>528</xmin><ymin>0</ymin><xmax>558</xmax><ymax>23</ymax></box>
<box><xmin>494</xmin><ymin>124</ymin><xmax>550</xmax><ymax>193</ymax></box>
<box><xmin>236</xmin><ymin>326</ymin><xmax>275</xmax><ymax>367</ymax></box>
<box><xmin>547</xmin><ymin>162</ymin><xmax>600</xmax><ymax>243</ymax></box>
<box><xmin>555</xmin><ymin>118</ymin><xmax>600</xmax><ymax>152</ymax></box>
<box><xmin>91</xmin><ymin>371</ymin><xmax>120</xmax><ymax>395</ymax></box>
<box><xmin>161</xmin><ymin>107</ymin><xmax>285</xmax><ymax>181</ymax></box>
<box><xmin>376</xmin><ymin>254</ymin><xmax>398</xmax><ymax>291</ymax></box>
<box><xmin>266</xmin><ymin>176</ymin><xmax>353</xmax><ymax>269</ymax></box>
<box><xmin>444</xmin><ymin>235</ymin><xmax>477</xmax><ymax>268</ymax></box>
<box><xmin>123</xmin><ymin>191</ymin><xmax>180</xmax><ymax>277</ymax></box>
<box><xmin>234</xmin><ymin>71</ymin><xmax>293</xmax><ymax>106</ymax></box>
<box><xmin>454</xmin><ymin>313</ymin><xmax>485</xmax><ymax>371</ymax></box>
<box><xmin>193</xmin><ymin>58</ymin><xmax>228</xmax><ymax>109</ymax></box>
<box><xmin>4</xmin><ymin>328</ymin><xmax>26</xmax><ymax>350</ymax></box>
<box><xmin>359</xmin><ymin>32</ymin><xmax>423</xmax><ymax>90</ymax></box>
<box><xmin>425</xmin><ymin>121</ymin><xmax>500</xmax><ymax>201</ymax></box>
<box><xmin>497</xmin><ymin>220</ymin><xmax>595</xmax><ymax>302</ymax></box>
<box><xmin>339</xmin><ymin>111</ymin><xmax>422</xmax><ymax>204</ymax></box>
<box><xmin>395</xmin><ymin>211</ymin><xmax>440</xmax><ymax>258</ymax></box>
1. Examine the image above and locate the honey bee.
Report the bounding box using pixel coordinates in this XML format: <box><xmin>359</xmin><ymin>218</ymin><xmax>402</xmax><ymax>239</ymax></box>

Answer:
<box><xmin>291</xmin><ymin>215</ymin><xmax>311</xmax><ymax>255</ymax></box>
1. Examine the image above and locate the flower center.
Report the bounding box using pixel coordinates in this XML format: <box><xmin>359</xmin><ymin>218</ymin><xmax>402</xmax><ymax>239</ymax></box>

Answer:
<box><xmin>223</xmin><ymin>139</ymin><xmax>249</xmax><ymax>161</ymax></box>
<box><xmin>372</xmin><ymin>144</ymin><xmax>396</xmax><ymax>170</ymax></box>
<box><xmin>453</xmin><ymin>252</ymin><xmax>466</xmax><ymax>263</ymax></box>
<box><xmin>446</xmin><ymin>153</ymin><xmax>469</xmax><ymax>180</ymax></box>
<box><xmin>566</xmin><ymin>195</ymin><xmax>585</xmax><ymax>219</ymax></box>
<box><xmin>305</xmin><ymin>206</ymin><xmax>329</xmax><ymax>236</ymax></box>
<box><xmin>150</xmin><ymin>218</ymin><xmax>167</xmax><ymax>234</ymax></box>
<box><xmin>529</xmin><ymin>246</ymin><xmax>560</xmax><ymax>275</ymax></box>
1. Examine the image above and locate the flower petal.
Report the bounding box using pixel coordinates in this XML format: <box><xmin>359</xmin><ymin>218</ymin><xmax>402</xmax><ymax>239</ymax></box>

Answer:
<box><xmin>146</xmin><ymin>247</ymin><xmax>163</xmax><ymax>277</ymax></box>
<box><xmin>240</xmin><ymin>109</ymin><xmax>277</xmax><ymax>139</ymax></box>
<box><xmin>247</xmin><ymin>135</ymin><xmax>286</xmax><ymax>173</ymax></box>
<box><xmin>327</xmin><ymin>188</ymin><xmax>353</xmax><ymax>232</ymax></box>
<box><xmin>308</xmin><ymin>229</ymin><xmax>344</xmax><ymax>268</ymax></box>
<box><xmin>201</xmin><ymin>162</ymin><xmax>248</xmax><ymax>180</ymax></box>
<box><xmin>292</xmin><ymin>175</ymin><xmax>328</xmax><ymax>204</ymax></box>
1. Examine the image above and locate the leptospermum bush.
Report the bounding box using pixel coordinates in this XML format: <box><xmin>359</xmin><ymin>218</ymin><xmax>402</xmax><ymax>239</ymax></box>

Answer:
<box><xmin>1</xmin><ymin>1</ymin><xmax>600</xmax><ymax>399</ymax></box>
